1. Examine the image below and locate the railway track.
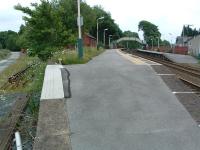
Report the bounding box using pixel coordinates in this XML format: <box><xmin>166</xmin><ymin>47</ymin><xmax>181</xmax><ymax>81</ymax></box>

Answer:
<box><xmin>122</xmin><ymin>49</ymin><xmax>200</xmax><ymax>94</ymax></box>
<box><xmin>133</xmin><ymin>51</ymin><xmax>200</xmax><ymax>76</ymax></box>
<box><xmin>0</xmin><ymin>63</ymin><xmax>39</xmax><ymax>149</ymax></box>
<box><xmin>178</xmin><ymin>77</ymin><xmax>200</xmax><ymax>97</ymax></box>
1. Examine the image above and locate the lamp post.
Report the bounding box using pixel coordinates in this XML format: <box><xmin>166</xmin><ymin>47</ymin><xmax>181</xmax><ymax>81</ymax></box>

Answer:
<box><xmin>169</xmin><ymin>33</ymin><xmax>173</xmax><ymax>48</ymax></box>
<box><xmin>104</xmin><ymin>29</ymin><xmax>108</xmax><ymax>47</ymax></box>
<box><xmin>97</xmin><ymin>16</ymin><xmax>104</xmax><ymax>47</ymax></box>
<box><xmin>169</xmin><ymin>33</ymin><xmax>175</xmax><ymax>53</ymax></box>
<box><xmin>151</xmin><ymin>38</ymin><xmax>153</xmax><ymax>50</ymax></box>
<box><xmin>157</xmin><ymin>37</ymin><xmax>160</xmax><ymax>50</ymax></box>
<box><xmin>77</xmin><ymin>0</ymin><xmax>83</xmax><ymax>58</ymax></box>
<box><xmin>109</xmin><ymin>35</ymin><xmax>112</xmax><ymax>48</ymax></box>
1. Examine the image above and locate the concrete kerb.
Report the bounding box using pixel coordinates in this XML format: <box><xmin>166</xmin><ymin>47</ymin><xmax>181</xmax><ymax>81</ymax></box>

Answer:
<box><xmin>33</xmin><ymin>65</ymin><xmax>71</xmax><ymax>150</ymax></box>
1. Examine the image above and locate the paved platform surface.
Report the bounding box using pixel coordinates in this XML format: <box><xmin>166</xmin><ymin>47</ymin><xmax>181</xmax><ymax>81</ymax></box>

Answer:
<box><xmin>163</xmin><ymin>53</ymin><xmax>199</xmax><ymax>64</ymax></box>
<box><xmin>137</xmin><ymin>49</ymin><xmax>198</xmax><ymax>64</ymax></box>
<box><xmin>65</xmin><ymin>49</ymin><xmax>200</xmax><ymax>150</ymax></box>
<box><xmin>0</xmin><ymin>52</ymin><xmax>20</xmax><ymax>73</ymax></box>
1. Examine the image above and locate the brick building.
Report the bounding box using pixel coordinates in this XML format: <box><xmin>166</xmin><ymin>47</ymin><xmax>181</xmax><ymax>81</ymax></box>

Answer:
<box><xmin>83</xmin><ymin>33</ymin><xmax>96</xmax><ymax>47</ymax></box>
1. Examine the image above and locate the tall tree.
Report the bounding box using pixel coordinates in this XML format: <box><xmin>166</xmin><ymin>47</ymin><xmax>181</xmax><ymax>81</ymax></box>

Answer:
<box><xmin>90</xmin><ymin>6</ymin><xmax>122</xmax><ymax>44</ymax></box>
<box><xmin>138</xmin><ymin>20</ymin><xmax>161</xmax><ymax>46</ymax></box>
<box><xmin>181</xmin><ymin>25</ymin><xmax>199</xmax><ymax>37</ymax></box>
<box><xmin>15</xmin><ymin>0</ymin><xmax>76</xmax><ymax>60</ymax></box>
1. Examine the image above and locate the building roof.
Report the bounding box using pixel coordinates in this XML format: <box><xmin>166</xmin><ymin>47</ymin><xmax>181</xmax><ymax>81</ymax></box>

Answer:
<box><xmin>176</xmin><ymin>36</ymin><xmax>193</xmax><ymax>45</ymax></box>
<box><xmin>84</xmin><ymin>33</ymin><xmax>96</xmax><ymax>40</ymax></box>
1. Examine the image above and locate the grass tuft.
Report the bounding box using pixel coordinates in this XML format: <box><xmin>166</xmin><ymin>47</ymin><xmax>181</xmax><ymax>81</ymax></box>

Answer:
<box><xmin>0</xmin><ymin>49</ymin><xmax>11</xmax><ymax>61</ymax></box>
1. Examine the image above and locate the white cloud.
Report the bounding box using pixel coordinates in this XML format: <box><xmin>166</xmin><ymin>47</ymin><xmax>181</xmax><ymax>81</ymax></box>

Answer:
<box><xmin>0</xmin><ymin>0</ymin><xmax>39</xmax><ymax>31</ymax></box>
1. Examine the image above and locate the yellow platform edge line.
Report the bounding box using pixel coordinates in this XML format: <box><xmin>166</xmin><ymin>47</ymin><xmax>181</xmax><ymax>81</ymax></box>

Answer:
<box><xmin>116</xmin><ymin>50</ymin><xmax>146</xmax><ymax>65</ymax></box>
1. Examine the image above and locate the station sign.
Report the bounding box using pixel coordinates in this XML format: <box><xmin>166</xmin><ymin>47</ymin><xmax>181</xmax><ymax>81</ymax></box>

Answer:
<box><xmin>77</xmin><ymin>16</ymin><xmax>83</xmax><ymax>26</ymax></box>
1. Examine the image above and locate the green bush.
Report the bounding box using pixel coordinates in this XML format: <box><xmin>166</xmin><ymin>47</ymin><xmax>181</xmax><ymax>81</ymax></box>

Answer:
<box><xmin>37</xmin><ymin>47</ymin><xmax>55</xmax><ymax>61</ymax></box>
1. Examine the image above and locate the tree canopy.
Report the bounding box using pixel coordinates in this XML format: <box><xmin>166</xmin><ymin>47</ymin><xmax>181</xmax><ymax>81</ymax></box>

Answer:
<box><xmin>123</xmin><ymin>31</ymin><xmax>139</xmax><ymax>38</ymax></box>
<box><xmin>181</xmin><ymin>25</ymin><xmax>199</xmax><ymax>37</ymax></box>
<box><xmin>117</xmin><ymin>30</ymin><xmax>141</xmax><ymax>49</ymax></box>
<box><xmin>161</xmin><ymin>40</ymin><xmax>170</xmax><ymax>46</ymax></box>
<box><xmin>138</xmin><ymin>20</ymin><xmax>161</xmax><ymax>46</ymax></box>
<box><xmin>0</xmin><ymin>30</ymin><xmax>20</xmax><ymax>51</ymax></box>
<box><xmin>14</xmin><ymin>0</ymin><xmax>122</xmax><ymax>60</ymax></box>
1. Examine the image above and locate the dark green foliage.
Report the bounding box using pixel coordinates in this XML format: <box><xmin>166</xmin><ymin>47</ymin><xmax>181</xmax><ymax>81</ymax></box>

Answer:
<box><xmin>138</xmin><ymin>20</ymin><xmax>161</xmax><ymax>46</ymax></box>
<box><xmin>82</xmin><ymin>5</ymin><xmax>122</xmax><ymax>45</ymax></box>
<box><xmin>118</xmin><ymin>31</ymin><xmax>141</xmax><ymax>49</ymax></box>
<box><xmin>119</xmin><ymin>41</ymin><xmax>142</xmax><ymax>49</ymax></box>
<box><xmin>0</xmin><ymin>31</ymin><xmax>20</xmax><ymax>51</ymax></box>
<box><xmin>123</xmin><ymin>31</ymin><xmax>139</xmax><ymax>38</ymax></box>
<box><xmin>15</xmin><ymin>0</ymin><xmax>77</xmax><ymax>60</ymax></box>
<box><xmin>161</xmin><ymin>40</ymin><xmax>171</xmax><ymax>46</ymax></box>
<box><xmin>14</xmin><ymin>0</ymin><xmax>122</xmax><ymax>60</ymax></box>
<box><xmin>37</xmin><ymin>47</ymin><xmax>54</xmax><ymax>61</ymax></box>
<box><xmin>181</xmin><ymin>25</ymin><xmax>200</xmax><ymax>37</ymax></box>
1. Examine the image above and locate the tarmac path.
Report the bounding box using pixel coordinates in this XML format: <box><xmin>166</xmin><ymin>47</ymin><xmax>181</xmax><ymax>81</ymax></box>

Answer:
<box><xmin>0</xmin><ymin>52</ymin><xmax>20</xmax><ymax>73</ymax></box>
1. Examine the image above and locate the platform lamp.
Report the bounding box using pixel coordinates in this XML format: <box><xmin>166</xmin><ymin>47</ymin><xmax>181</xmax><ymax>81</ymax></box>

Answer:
<box><xmin>104</xmin><ymin>29</ymin><xmax>108</xmax><ymax>47</ymax></box>
<box><xmin>157</xmin><ymin>37</ymin><xmax>160</xmax><ymax>50</ymax></box>
<box><xmin>151</xmin><ymin>38</ymin><xmax>153</xmax><ymax>50</ymax></box>
<box><xmin>97</xmin><ymin>16</ymin><xmax>104</xmax><ymax>47</ymax></box>
<box><xmin>109</xmin><ymin>35</ymin><xmax>113</xmax><ymax>48</ymax></box>
<box><xmin>169</xmin><ymin>33</ymin><xmax>175</xmax><ymax>53</ymax></box>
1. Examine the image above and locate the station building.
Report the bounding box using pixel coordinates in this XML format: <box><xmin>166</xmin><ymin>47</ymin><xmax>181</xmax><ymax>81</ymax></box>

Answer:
<box><xmin>83</xmin><ymin>33</ymin><xmax>96</xmax><ymax>47</ymax></box>
<box><xmin>188</xmin><ymin>35</ymin><xmax>200</xmax><ymax>58</ymax></box>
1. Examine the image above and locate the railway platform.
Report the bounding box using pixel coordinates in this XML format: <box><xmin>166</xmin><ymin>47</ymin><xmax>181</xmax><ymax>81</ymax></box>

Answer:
<box><xmin>137</xmin><ymin>49</ymin><xmax>199</xmax><ymax>64</ymax></box>
<box><xmin>34</xmin><ymin>49</ymin><xmax>200</xmax><ymax>150</ymax></box>
<box><xmin>65</xmin><ymin>49</ymin><xmax>200</xmax><ymax>150</ymax></box>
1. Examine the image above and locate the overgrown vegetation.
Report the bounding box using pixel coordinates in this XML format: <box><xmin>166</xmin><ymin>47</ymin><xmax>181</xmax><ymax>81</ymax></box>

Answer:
<box><xmin>0</xmin><ymin>46</ymin><xmax>105</xmax><ymax>149</ymax></box>
<box><xmin>0</xmin><ymin>55</ymin><xmax>46</xmax><ymax>92</ymax></box>
<box><xmin>0</xmin><ymin>54</ymin><xmax>46</xmax><ymax>149</ymax></box>
<box><xmin>51</xmin><ymin>47</ymin><xmax>105</xmax><ymax>65</ymax></box>
<box><xmin>0</xmin><ymin>49</ymin><xmax>11</xmax><ymax>61</ymax></box>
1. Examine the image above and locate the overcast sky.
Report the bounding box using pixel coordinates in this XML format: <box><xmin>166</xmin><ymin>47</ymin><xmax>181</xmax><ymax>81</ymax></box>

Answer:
<box><xmin>1</xmin><ymin>0</ymin><xmax>200</xmax><ymax>42</ymax></box>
